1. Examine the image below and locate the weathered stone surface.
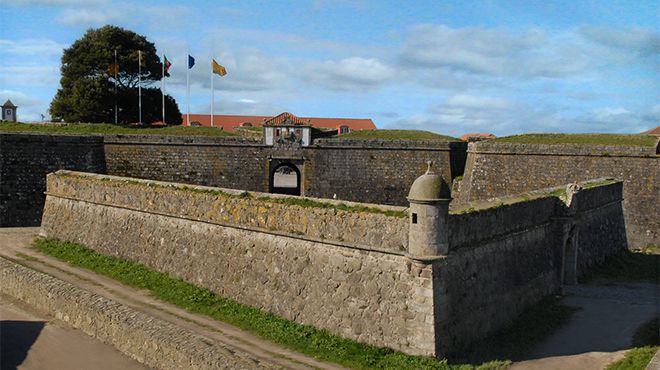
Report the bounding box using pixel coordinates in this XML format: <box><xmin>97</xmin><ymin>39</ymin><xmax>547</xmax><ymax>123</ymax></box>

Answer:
<box><xmin>456</xmin><ymin>141</ymin><xmax>660</xmax><ymax>248</ymax></box>
<box><xmin>40</xmin><ymin>172</ymin><xmax>628</xmax><ymax>358</ymax></box>
<box><xmin>47</xmin><ymin>171</ymin><xmax>408</xmax><ymax>253</ymax></box>
<box><xmin>0</xmin><ymin>133</ymin><xmax>105</xmax><ymax>226</ymax></box>
<box><xmin>0</xmin><ymin>257</ymin><xmax>276</xmax><ymax>369</ymax></box>
<box><xmin>41</xmin><ymin>182</ymin><xmax>434</xmax><ymax>355</ymax></box>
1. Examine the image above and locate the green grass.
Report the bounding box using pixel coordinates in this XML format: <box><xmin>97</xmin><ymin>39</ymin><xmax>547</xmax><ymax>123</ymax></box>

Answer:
<box><xmin>454</xmin><ymin>297</ymin><xmax>579</xmax><ymax>364</ymax></box>
<box><xmin>605</xmin><ymin>346</ymin><xmax>658</xmax><ymax>370</ymax></box>
<box><xmin>0</xmin><ymin>122</ymin><xmax>235</xmax><ymax>137</ymax></box>
<box><xmin>337</xmin><ymin>129</ymin><xmax>457</xmax><ymax>141</ymax></box>
<box><xmin>33</xmin><ymin>238</ymin><xmax>509</xmax><ymax>370</ymax></box>
<box><xmin>580</xmin><ymin>249</ymin><xmax>660</xmax><ymax>284</ymax></box>
<box><xmin>490</xmin><ymin>133</ymin><xmax>658</xmax><ymax>147</ymax></box>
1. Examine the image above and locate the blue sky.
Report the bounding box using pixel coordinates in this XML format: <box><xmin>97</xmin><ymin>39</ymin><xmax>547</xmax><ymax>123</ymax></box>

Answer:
<box><xmin>1</xmin><ymin>0</ymin><xmax>658</xmax><ymax>136</ymax></box>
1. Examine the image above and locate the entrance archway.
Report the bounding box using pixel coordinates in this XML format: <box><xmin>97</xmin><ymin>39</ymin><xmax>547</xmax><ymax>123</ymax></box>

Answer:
<box><xmin>270</xmin><ymin>163</ymin><xmax>301</xmax><ymax>195</ymax></box>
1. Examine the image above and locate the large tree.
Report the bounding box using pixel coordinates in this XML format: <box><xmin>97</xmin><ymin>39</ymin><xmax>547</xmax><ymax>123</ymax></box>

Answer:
<box><xmin>50</xmin><ymin>25</ymin><xmax>182</xmax><ymax>125</ymax></box>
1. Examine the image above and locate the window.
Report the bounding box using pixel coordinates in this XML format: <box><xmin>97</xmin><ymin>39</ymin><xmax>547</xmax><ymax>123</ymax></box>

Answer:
<box><xmin>6</xmin><ymin>109</ymin><xmax>11</xmax><ymax>116</ymax></box>
<box><xmin>412</xmin><ymin>213</ymin><xmax>418</xmax><ymax>224</ymax></box>
<box><xmin>340</xmin><ymin>125</ymin><xmax>350</xmax><ymax>134</ymax></box>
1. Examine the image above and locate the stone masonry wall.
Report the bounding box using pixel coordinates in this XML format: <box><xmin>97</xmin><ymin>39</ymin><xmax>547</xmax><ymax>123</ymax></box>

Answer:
<box><xmin>0</xmin><ymin>133</ymin><xmax>105</xmax><ymax>226</ymax></box>
<box><xmin>104</xmin><ymin>135</ymin><xmax>464</xmax><ymax>206</ymax></box>
<box><xmin>41</xmin><ymin>172</ymin><xmax>435</xmax><ymax>356</ymax></box>
<box><xmin>435</xmin><ymin>180</ymin><xmax>627</xmax><ymax>354</ymax></box>
<box><xmin>457</xmin><ymin>142</ymin><xmax>659</xmax><ymax>248</ymax></box>
<box><xmin>48</xmin><ymin>171</ymin><xmax>408</xmax><ymax>253</ymax></box>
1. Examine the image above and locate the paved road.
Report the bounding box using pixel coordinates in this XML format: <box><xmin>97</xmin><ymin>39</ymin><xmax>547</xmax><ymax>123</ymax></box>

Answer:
<box><xmin>1</xmin><ymin>294</ymin><xmax>151</xmax><ymax>370</ymax></box>
<box><xmin>511</xmin><ymin>283</ymin><xmax>659</xmax><ymax>370</ymax></box>
<box><xmin>0</xmin><ymin>227</ymin><xmax>344</xmax><ymax>370</ymax></box>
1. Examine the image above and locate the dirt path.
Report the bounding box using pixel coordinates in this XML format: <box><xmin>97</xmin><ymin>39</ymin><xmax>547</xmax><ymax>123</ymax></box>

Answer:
<box><xmin>511</xmin><ymin>283</ymin><xmax>659</xmax><ymax>370</ymax></box>
<box><xmin>0</xmin><ymin>227</ymin><xmax>345</xmax><ymax>370</ymax></box>
<box><xmin>1</xmin><ymin>294</ymin><xmax>151</xmax><ymax>370</ymax></box>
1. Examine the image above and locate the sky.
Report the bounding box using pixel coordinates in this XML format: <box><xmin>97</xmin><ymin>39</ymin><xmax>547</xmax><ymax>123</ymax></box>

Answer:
<box><xmin>1</xmin><ymin>0</ymin><xmax>658</xmax><ymax>136</ymax></box>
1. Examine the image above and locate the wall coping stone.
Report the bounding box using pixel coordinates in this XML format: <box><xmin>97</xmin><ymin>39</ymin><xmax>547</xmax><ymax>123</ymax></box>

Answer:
<box><xmin>468</xmin><ymin>141</ymin><xmax>659</xmax><ymax>157</ymax></box>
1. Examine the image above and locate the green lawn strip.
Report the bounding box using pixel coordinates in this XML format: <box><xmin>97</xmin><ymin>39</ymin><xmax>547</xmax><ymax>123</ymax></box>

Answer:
<box><xmin>0</xmin><ymin>122</ymin><xmax>234</xmax><ymax>137</ymax></box>
<box><xmin>605</xmin><ymin>346</ymin><xmax>659</xmax><ymax>370</ymax></box>
<box><xmin>490</xmin><ymin>133</ymin><xmax>657</xmax><ymax>147</ymax></box>
<box><xmin>336</xmin><ymin>129</ymin><xmax>457</xmax><ymax>141</ymax></box>
<box><xmin>454</xmin><ymin>296</ymin><xmax>579</xmax><ymax>364</ymax></box>
<box><xmin>580</xmin><ymin>249</ymin><xmax>660</xmax><ymax>284</ymax></box>
<box><xmin>254</xmin><ymin>196</ymin><xmax>407</xmax><ymax>218</ymax></box>
<box><xmin>33</xmin><ymin>238</ymin><xmax>508</xmax><ymax>370</ymax></box>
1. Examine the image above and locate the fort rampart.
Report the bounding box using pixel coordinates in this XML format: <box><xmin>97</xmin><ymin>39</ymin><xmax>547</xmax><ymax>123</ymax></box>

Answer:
<box><xmin>456</xmin><ymin>141</ymin><xmax>660</xmax><ymax>248</ymax></box>
<box><xmin>0</xmin><ymin>133</ymin><xmax>106</xmax><ymax>226</ymax></box>
<box><xmin>41</xmin><ymin>171</ymin><xmax>626</xmax><ymax>356</ymax></box>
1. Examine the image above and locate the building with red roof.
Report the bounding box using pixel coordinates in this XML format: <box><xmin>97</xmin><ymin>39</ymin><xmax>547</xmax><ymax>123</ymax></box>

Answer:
<box><xmin>641</xmin><ymin>126</ymin><xmax>660</xmax><ymax>135</ymax></box>
<box><xmin>181</xmin><ymin>113</ymin><xmax>376</xmax><ymax>133</ymax></box>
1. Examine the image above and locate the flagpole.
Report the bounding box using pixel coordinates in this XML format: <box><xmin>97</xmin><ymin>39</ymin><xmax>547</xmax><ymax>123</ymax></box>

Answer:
<box><xmin>114</xmin><ymin>49</ymin><xmax>118</xmax><ymax>125</ymax></box>
<box><xmin>211</xmin><ymin>57</ymin><xmax>214</xmax><ymax>127</ymax></box>
<box><xmin>138</xmin><ymin>50</ymin><xmax>142</xmax><ymax>124</ymax></box>
<box><xmin>186</xmin><ymin>53</ymin><xmax>190</xmax><ymax>126</ymax></box>
<box><xmin>162</xmin><ymin>54</ymin><xmax>165</xmax><ymax>124</ymax></box>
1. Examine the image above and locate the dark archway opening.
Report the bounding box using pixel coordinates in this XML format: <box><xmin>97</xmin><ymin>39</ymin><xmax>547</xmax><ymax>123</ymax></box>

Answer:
<box><xmin>270</xmin><ymin>163</ymin><xmax>301</xmax><ymax>196</ymax></box>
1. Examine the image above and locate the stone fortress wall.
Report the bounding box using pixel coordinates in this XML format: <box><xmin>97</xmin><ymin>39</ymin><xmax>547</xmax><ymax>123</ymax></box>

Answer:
<box><xmin>0</xmin><ymin>133</ymin><xmax>106</xmax><ymax>226</ymax></box>
<box><xmin>0</xmin><ymin>132</ymin><xmax>467</xmax><ymax>226</ymax></box>
<box><xmin>41</xmin><ymin>171</ymin><xmax>627</xmax><ymax>357</ymax></box>
<box><xmin>103</xmin><ymin>134</ymin><xmax>468</xmax><ymax>206</ymax></box>
<box><xmin>456</xmin><ymin>141</ymin><xmax>660</xmax><ymax>248</ymax></box>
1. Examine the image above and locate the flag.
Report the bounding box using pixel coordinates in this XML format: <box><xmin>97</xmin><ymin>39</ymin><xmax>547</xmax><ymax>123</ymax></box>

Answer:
<box><xmin>107</xmin><ymin>63</ymin><xmax>118</xmax><ymax>75</ymax></box>
<box><xmin>188</xmin><ymin>55</ymin><xmax>195</xmax><ymax>69</ymax></box>
<box><xmin>212</xmin><ymin>59</ymin><xmax>227</xmax><ymax>76</ymax></box>
<box><xmin>163</xmin><ymin>55</ymin><xmax>172</xmax><ymax>77</ymax></box>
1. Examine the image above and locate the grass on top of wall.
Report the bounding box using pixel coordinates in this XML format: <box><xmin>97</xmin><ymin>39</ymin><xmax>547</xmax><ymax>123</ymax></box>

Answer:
<box><xmin>60</xmin><ymin>172</ymin><xmax>408</xmax><ymax>219</ymax></box>
<box><xmin>0</xmin><ymin>122</ymin><xmax>235</xmax><ymax>137</ymax></box>
<box><xmin>33</xmin><ymin>237</ymin><xmax>509</xmax><ymax>370</ymax></box>
<box><xmin>490</xmin><ymin>133</ymin><xmax>658</xmax><ymax>147</ymax></box>
<box><xmin>336</xmin><ymin>129</ymin><xmax>457</xmax><ymax>141</ymax></box>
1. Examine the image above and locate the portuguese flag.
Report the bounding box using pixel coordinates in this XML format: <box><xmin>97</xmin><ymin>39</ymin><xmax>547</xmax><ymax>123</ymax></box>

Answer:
<box><xmin>163</xmin><ymin>55</ymin><xmax>172</xmax><ymax>77</ymax></box>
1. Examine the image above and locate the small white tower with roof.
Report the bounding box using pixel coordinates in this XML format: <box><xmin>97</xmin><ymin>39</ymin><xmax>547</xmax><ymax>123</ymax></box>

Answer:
<box><xmin>2</xmin><ymin>100</ymin><xmax>17</xmax><ymax>122</ymax></box>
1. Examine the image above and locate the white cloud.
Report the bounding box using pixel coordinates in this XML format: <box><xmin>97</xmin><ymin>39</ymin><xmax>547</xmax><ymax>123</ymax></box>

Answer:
<box><xmin>399</xmin><ymin>24</ymin><xmax>589</xmax><ymax>78</ymax></box>
<box><xmin>298</xmin><ymin>57</ymin><xmax>393</xmax><ymax>91</ymax></box>
<box><xmin>580</xmin><ymin>26</ymin><xmax>660</xmax><ymax>58</ymax></box>
<box><xmin>57</xmin><ymin>8</ymin><xmax>122</xmax><ymax>25</ymax></box>
<box><xmin>0</xmin><ymin>65</ymin><xmax>60</xmax><ymax>86</ymax></box>
<box><xmin>0</xmin><ymin>39</ymin><xmax>66</xmax><ymax>55</ymax></box>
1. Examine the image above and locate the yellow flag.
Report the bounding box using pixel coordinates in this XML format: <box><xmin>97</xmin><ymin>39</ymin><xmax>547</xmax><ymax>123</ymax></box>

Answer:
<box><xmin>212</xmin><ymin>59</ymin><xmax>227</xmax><ymax>76</ymax></box>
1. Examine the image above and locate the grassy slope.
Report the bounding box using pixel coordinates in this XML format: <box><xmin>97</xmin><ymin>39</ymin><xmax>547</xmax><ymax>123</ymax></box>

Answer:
<box><xmin>337</xmin><ymin>129</ymin><xmax>457</xmax><ymax>141</ymax></box>
<box><xmin>490</xmin><ymin>133</ymin><xmax>657</xmax><ymax>147</ymax></box>
<box><xmin>33</xmin><ymin>238</ymin><xmax>587</xmax><ymax>369</ymax></box>
<box><xmin>605</xmin><ymin>347</ymin><xmax>658</xmax><ymax>370</ymax></box>
<box><xmin>0</xmin><ymin>122</ymin><xmax>235</xmax><ymax>137</ymax></box>
<box><xmin>33</xmin><ymin>238</ymin><xmax>510</xmax><ymax>370</ymax></box>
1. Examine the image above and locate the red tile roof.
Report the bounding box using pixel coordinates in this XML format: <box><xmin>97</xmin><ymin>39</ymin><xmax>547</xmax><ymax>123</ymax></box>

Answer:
<box><xmin>264</xmin><ymin>112</ymin><xmax>310</xmax><ymax>126</ymax></box>
<box><xmin>641</xmin><ymin>126</ymin><xmax>660</xmax><ymax>135</ymax></box>
<box><xmin>181</xmin><ymin>113</ymin><xmax>376</xmax><ymax>132</ymax></box>
<box><xmin>459</xmin><ymin>133</ymin><xmax>496</xmax><ymax>141</ymax></box>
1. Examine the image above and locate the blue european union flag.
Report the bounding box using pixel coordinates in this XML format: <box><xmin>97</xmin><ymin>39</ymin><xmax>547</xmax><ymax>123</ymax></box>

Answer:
<box><xmin>188</xmin><ymin>55</ymin><xmax>195</xmax><ymax>69</ymax></box>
